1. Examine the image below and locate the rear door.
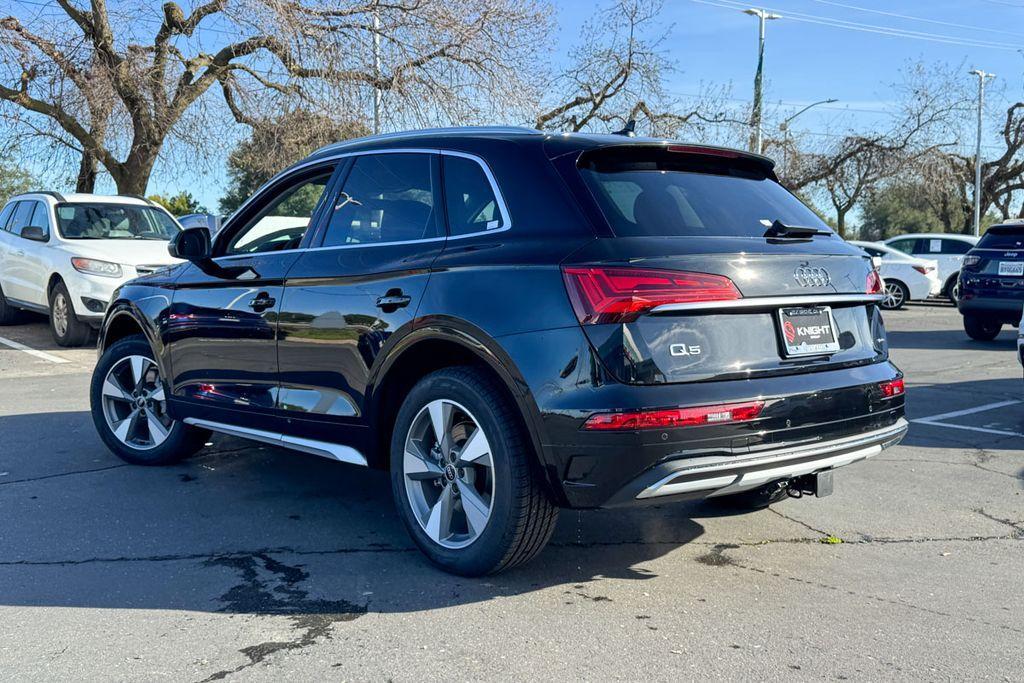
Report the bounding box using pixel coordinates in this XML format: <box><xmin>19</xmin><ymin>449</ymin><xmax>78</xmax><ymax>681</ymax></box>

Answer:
<box><xmin>2</xmin><ymin>201</ymin><xmax>43</xmax><ymax>304</ymax></box>
<box><xmin>561</xmin><ymin>145</ymin><xmax>886</xmax><ymax>385</ymax></box>
<box><xmin>275</xmin><ymin>151</ymin><xmax>445</xmax><ymax>444</ymax></box>
<box><xmin>913</xmin><ymin>237</ymin><xmax>969</xmax><ymax>286</ymax></box>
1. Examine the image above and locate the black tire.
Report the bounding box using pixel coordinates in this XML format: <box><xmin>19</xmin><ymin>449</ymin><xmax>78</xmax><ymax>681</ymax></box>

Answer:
<box><xmin>90</xmin><ymin>334</ymin><xmax>209</xmax><ymax>465</ymax></box>
<box><xmin>390</xmin><ymin>366</ymin><xmax>558</xmax><ymax>576</ymax></box>
<box><xmin>881</xmin><ymin>280</ymin><xmax>909</xmax><ymax>310</ymax></box>
<box><xmin>945</xmin><ymin>276</ymin><xmax>961</xmax><ymax>305</ymax></box>
<box><xmin>0</xmin><ymin>283</ymin><xmax>21</xmax><ymax>325</ymax></box>
<box><xmin>49</xmin><ymin>280</ymin><xmax>92</xmax><ymax>347</ymax></box>
<box><xmin>963</xmin><ymin>313</ymin><xmax>1001</xmax><ymax>341</ymax></box>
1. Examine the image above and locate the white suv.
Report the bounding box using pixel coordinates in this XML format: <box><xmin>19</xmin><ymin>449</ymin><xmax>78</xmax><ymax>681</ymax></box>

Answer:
<box><xmin>883</xmin><ymin>233</ymin><xmax>979</xmax><ymax>304</ymax></box>
<box><xmin>0</xmin><ymin>192</ymin><xmax>182</xmax><ymax>346</ymax></box>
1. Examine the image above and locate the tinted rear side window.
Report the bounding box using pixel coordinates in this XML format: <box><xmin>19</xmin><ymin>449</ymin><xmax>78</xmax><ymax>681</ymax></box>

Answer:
<box><xmin>0</xmin><ymin>202</ymin><xmax>15</xmax><ymax>230</ymax></box>
<box><xmin>7</xmin><ymin>201</ymin><xmax>35</xmax><ymax>236</ymax></box>
<box><xmin>578</xmin><ymin>148</ymin><xmax>829</xmax><ymax>238</ymax></box>
<box><xmin>443</xmin><ymin>155</ymin><xmax>504</xmax><ymax>236</ymax></box>
<box><xmin>977</xmin><ymin>230</ymin><xmax>1024</xmax><ymax>250</ymax></box>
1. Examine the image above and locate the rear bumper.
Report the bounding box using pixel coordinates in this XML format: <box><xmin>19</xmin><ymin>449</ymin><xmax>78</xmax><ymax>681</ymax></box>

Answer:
<box><xmin>957</xmin><ymin>294</ymin><xmax>1024</xmax><ymax>324</ymax></box>
<box><xmin>605</xmin><ymin>419</ymin><xmax>907</xmax><ymax>505</ymax></box>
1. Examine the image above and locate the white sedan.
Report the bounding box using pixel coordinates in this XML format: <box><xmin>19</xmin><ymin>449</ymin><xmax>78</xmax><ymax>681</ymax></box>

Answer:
<box><xmin>850</xmin><ymin>240</ymin><xmax>942</xmax><ymax>310</ymax></box>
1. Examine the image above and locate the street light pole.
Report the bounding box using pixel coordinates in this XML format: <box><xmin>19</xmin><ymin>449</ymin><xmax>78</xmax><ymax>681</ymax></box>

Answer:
<box><xmin>744</xmin><ymin>8</ymin><xmax>782</xmax><ymax>155</ymax></box>
<box><xmin>372</xmin><ymin>10</ymin><xmax>382</xmax><ymax>135</ymax></box>
<box><xmin>969</xmin><ymin>69</ymin><xmax>994</xmax><ymax>237</ymax></box>
<box><xmin>778</xmin><ymin>98</ymin><xmax>838</xmax><ymax>170</ymax></box>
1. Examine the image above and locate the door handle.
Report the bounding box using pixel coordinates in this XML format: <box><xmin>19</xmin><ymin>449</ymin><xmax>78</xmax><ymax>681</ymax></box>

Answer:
<box><xmin>248</xmin><ymin>292</ymin><xmax>276</xmax><ymax>312</ymax></box>
<box><xmin>376</xmin><ymin>290</ymin><xmax>411</xmax><ymax>311</ymax></box>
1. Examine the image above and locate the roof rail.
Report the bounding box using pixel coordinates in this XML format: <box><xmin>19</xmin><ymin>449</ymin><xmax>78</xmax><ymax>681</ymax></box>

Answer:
<box><xmin>312</xmin><ymin>125</ymin><xmax>542</xmax><ymax>156</ymax></box>
<box><xmin>118</xmin><ymin>193</ymin><xmax>157</xmax><ymax>206</ymax></box>
<box><xmin>14</xmin><ymin>190</ymin><xmax>66</xmax><ymax>202</ymax></box>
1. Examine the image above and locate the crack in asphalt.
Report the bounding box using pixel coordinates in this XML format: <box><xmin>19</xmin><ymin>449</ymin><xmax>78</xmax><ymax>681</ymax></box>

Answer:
<box><xmin>974</xmin><ymin>508</ymin><xmax>1024</xmax><ymax>537</ymax></box>
<box><xmin>197</xmin><ymin>553</ymin><xmax>366</xmax><ymax>682</ymax></box>
<box><xmin>880</xmin><ymin>455</ymin><xmax>1024</xmax><ymax>481</ymax></box>
<box><xmin>0</xmin><ymin>463</ymin><xmax>128</xmax><ymax>486</ymax></box>
<box><xmin>768</xmin><ymin>508</ymin><xmax>832</xmax><ymax>537</ymax></box>
<box><xmin>694</xmin><ymin>544</ymin><xmax>1024</xmax><ymax>636</ymax></box>
<box><xmin>3</xmin><ymin>533</ymin><xmax>1019</xmax><ymax>568</ymax></box>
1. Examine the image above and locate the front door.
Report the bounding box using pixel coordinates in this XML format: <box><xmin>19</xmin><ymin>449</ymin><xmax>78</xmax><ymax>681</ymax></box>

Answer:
<box><xmin>165</xmin><ymin>163</ymin><xmax>339</xmax><ymax>421</ymax></box>
<box><xmin>275</xmin><ymin>152</ymin><xmax>446</xmax><ymax>445</ymax></box>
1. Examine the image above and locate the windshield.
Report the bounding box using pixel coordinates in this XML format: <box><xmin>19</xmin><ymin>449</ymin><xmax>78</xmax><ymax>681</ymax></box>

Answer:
<box><xmin>579</xmin><ymin>150</ymin><xmax>831</xmax><ymax>238</ymax></box>
<box><xmin>55</xmin><ymin>203</ymin><xmax>180</xmax><ymax>240</ymax></box>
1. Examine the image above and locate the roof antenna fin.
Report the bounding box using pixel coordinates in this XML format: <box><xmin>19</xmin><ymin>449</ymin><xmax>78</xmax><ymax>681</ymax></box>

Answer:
<box><xmin>612</xmin><ymin>119</ymin><xmax>636</xmax><ymax>137</ymax></box>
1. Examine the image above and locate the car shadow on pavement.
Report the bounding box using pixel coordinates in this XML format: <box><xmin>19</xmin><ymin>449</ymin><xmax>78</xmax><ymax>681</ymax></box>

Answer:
<box><xmin>0</xmin><ymin>410</ymin><xmax>712</xmax><ymax>620</ymax></box>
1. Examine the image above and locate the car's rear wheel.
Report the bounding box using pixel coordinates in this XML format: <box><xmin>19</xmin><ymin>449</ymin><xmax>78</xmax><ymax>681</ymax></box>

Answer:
<box><xmin>390</xmin><ymin>366</ymin><xmax>558</xmax><ymax>576</ymax></box>
<box><xmin>963</xmin><ymin>313</ymin><xmax>1002</xmax><ymax>341</ymax></box>
<box><xmin>881</xmin><ymin>280</ymin><xmax>908</xmax><ymax>310</ymax></box>
<box><xmin>49</xmin><ymin>281</ymin><xmax>91</xmax><ymax>347</ymax></box>
<box><xmin>0</xmin><ymin>284</ymin><xmax>21</xmax><ymax>325</ymax></box>
<box><xmin>946</xmin><ymin>276</ymin><xmax>961</xmax><ymax>305</ymax></box>
<box><xmin>90</xmin><ymin>335</ymin><xmax>209</xmax><ymax>465</ymax></box>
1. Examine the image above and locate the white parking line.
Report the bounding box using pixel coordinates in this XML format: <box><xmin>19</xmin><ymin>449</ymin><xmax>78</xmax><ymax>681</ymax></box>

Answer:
<box><xmin>911</xmin><ymin>399</ymin><xmax>1024</xmax><ymax>438</ymax></box>
<box><xmin>0</xmin><ymin>336</ymin><xmax>70</xmax><ymax>364</ymax></box>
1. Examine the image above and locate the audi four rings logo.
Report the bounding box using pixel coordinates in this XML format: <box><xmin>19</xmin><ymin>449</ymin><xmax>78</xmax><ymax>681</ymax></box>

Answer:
<box><xmin>794</xmin><ymin>266</ymin><xmax>831</xmax><ymax>287</ymax></box>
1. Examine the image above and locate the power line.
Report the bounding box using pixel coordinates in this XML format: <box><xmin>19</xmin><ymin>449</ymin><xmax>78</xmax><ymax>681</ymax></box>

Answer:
<box><xmin>691</xmin><ymin>0</ymin><xmax>1024</xmax><ymax>51</ymax></box>
<box><xmin>808</xmin><ymin>0</ymin><xmax>1024</xmax><ymax>40</ymax></box>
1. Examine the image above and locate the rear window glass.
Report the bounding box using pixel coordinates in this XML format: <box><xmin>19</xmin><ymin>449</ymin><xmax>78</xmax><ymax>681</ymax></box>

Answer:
<box><xmin>578</xmin><ymin>149</ymin><xmax>830</xmax><ymax>238</ymax></box>
<box><xmin>978</xmin><ymin>229</ymin><xmax>1024</xmax><ymax>250</ymax></box>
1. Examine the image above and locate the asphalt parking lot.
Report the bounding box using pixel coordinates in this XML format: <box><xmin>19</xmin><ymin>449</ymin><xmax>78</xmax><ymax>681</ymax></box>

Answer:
<box><xmin>1</xmin><ymin>303</ymin><xmax>1022</xmax><ymax>681</ymax></box>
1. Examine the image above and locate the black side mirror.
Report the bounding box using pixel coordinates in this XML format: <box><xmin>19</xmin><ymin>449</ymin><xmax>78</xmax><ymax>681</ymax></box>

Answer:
<box><xmin>21</xmin><ymin>225</ymin><xmax>47</xmax><ymax>242</ymax></box>
<box><xmin>169</xmin><ymin>227</ymin><xmax>211</xmax><ymax>262</ymax></box>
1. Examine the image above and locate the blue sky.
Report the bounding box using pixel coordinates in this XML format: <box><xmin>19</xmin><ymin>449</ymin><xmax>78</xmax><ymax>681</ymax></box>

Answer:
<box><xmin>16</xmin><ymin>0</ymin><xmax>1024</xmax><ymax>210</ymax></box>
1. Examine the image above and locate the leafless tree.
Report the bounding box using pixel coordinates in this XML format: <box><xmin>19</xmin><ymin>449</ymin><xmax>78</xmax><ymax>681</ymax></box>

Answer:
<box><xmin>535</xmin><ymin>0</ymin><xmax>730</xmax><ymax>138</ymax></box>
<box><xmin>0</xmin><ymin>0</ymin><xmax>552</xmax><ymax>195</ymax></box>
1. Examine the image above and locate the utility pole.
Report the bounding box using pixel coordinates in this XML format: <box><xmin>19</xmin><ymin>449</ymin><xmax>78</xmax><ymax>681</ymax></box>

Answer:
<box><xmin>744</xmin><ymin>8</ymin><xmax>781</xmax><ymax>155</ymax></box>
<box><xmin>373</xmin><ymin>10</ymin><xmax>382</xmax><ymax>135</ymax></box>
<box><xmin>969</xmin><ymin>69</ymin><xmax>994</xmax><ymax>237</ymax></box>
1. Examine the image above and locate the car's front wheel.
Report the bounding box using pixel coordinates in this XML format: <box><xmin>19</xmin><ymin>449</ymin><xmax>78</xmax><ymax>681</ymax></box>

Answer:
<box><xmin>90</xmin><ymin>335</ymin><xmax>209</xmax><ymax>465</ymax></box>
<box><xmin>390</xmin><ymin>366</ymin><xmax>558</xmax><ymax>576</ymax></box>
<box><xmin>49</xmin><ymin>281</ymin><xmax>92</xmax><ymax>346</ymax></box>
<box><xmin>963</xmin><ymin>313</ymin><xmax>1002</xmax><ymax>341</ymax></box>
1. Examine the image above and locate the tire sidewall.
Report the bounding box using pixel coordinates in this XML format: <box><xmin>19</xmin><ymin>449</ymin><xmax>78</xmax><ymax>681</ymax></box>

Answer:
<box><xmin>389</xmin><ymin>370</ymin><xmax>521</xmax><ymax>575</ymax></box>
<box><xmin>882</xmin><ymin>281</ymin><xmax>907</xmax><ymax>310</ymax></box>
<box><xmin>90</xmin><ymin>335</ymin><xmax>195</xmax><ymax>465</ymax></box>
<box><xmin>49</xmin><ymin>281</ymin><xmax>88</xmax><ymax>346</ymax></box>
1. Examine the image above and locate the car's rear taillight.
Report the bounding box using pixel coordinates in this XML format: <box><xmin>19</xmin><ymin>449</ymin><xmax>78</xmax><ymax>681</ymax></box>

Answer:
<box><xmin>879</xmin><ymin>378</ymin><xmax>904</xmax><ymax>398</ymax></box>
<box><xmin>866</xmin><ymin>270</ymin><xmax>883</xmax><ymax>294</ymax></box>
<box><xmin>912</xmin><ymin>265</ymin><xmax>934</xmax><ymax>275</ymax></box>
<box><xmin>963</xmin><ymin>255</ymin><xmax>981</xmax><ymax>268</ymax></box>
<box><xmin>562</xmin><ymin>267</ymin><xmax>741</xmax><ymax>325</ymax></box>
<box><xmin>582</xmin><ymin>401</ymin><xmax>765</xmax><ymax>431</ymax></box>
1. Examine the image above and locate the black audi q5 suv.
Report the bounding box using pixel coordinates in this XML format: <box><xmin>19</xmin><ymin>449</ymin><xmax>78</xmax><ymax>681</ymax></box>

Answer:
<box><xmin>89</xmin><ymin>127</ymin><xmax>907</xmax><ymax>575</ymax></box>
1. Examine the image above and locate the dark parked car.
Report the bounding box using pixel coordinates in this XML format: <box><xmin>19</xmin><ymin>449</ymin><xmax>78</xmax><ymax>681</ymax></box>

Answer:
<box><xmin>89</xmin><ymin>127</ymin><xmax>907</xmax><ymax>575</ymax></box>
<box><xmin>958</xmin><ymin>223</ymin><xmax>1024</xmax><ymax>340</ymax></box>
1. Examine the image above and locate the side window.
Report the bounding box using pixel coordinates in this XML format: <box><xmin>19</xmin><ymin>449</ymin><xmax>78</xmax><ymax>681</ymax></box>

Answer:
<box><xmin>941</xmin><ymin>239</ymin><xmax>971</xmax><ymax>255</ymax></box>
<box><xmin>224</xmin><ymin>170</ymin><xmax>333</xmax><ymax>255</ymax></box>
<box><xmin>443</xmin><ymin>155</ymin><xmax>504</xmax><ymax>236</ymax></box>
<box><xmin>27</xmin><ymin>202</ymin><xmax>49</xmax><ymax>238</ymax></box>
<box><xmin>7</xmin><ymin>201</ymin><xmax>35</xmax><ymax>237</ymax></box>
<box><xmin>888</xmin><ymin>239</ymin><xmax>916</xmax><ymax>255</ymax></box>
<box><xmin>322</xmin><ymin>153</ymin><xmax>438</xmax><ymax>247</ymax></box>
<box><xmin>0</xmin><ymin>202</ymin><xmax>16</xmax><ymax>231</ymax></box>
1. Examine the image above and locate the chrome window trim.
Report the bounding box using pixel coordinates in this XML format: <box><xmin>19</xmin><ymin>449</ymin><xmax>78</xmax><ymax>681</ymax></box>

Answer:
<box><xmin>650</xmin><ymin>293</ymin><xmax>885</xmax><ymax>314</ymax></box>
<box><xmin>218</xmin><ymin>148</ymin><xmax>511</xmax><ymax>258</ymax></box>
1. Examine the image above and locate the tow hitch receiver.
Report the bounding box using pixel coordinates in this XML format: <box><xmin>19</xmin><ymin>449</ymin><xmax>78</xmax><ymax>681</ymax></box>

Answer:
<box><xmin>789</xmin><ymin>470</ymin><xmax>834</xmax><ymax>498</ymax></box>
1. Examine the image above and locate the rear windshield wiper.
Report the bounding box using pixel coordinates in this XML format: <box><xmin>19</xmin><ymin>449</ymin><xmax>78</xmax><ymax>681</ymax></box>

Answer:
<box><xmin>763</xmin><ymin>220</ymin><xmax>832</xmax><ymax>239</ymax></box>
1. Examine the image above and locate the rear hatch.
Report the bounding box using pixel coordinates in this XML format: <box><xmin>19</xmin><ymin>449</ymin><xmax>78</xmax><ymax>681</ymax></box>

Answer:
<box><xmin>961</xmin><ymin>224</ymin><xmax>1024</xmax><ymax>300</ymax></box>
<box><xmin>554</xmin><ymin>143</ymin><xmax>887</xmax><ymax>385</ymax></box>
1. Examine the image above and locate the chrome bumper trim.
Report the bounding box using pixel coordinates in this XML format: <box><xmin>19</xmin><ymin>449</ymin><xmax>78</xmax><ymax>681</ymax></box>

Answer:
<box><xmin>636</xmin><ymin>418</ymin><xmax>908</xmax><ymax>499</ymax></box>
<box><xmin>183</xmin><ymin>418</ymin><xmax>368</xmax><ymax>467</ymax></box>
<box><xmin>650</xmin><ymin>293</ymin><xmax>884</xmax><ymax>314</ymax></box>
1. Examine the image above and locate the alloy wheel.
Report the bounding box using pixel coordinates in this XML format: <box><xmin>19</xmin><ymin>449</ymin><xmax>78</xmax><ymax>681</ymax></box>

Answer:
<box><xmin>52</xmin><ymin>292</ymin><xmax>69</xmax><ymax>337</ymax></box>
<box><xmin>883</xmin><ymin>282</ymin><xmax>904</xmax><ymax>309</ymax></box>
<box><xmin>403</xmin><ymin>399</ymin><xmax>495</xmax><ymax>549</ymax></box>
<box><xmin>100</xmin><ymin>355</ymin><xmax>172</xmax><ymax>450</ymax></box>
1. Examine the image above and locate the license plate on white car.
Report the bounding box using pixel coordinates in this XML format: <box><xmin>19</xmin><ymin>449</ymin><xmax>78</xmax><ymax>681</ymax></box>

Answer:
<box><xmin>777</xmin><ymin>306</ymin><xmax>841</xmax><ymax>357</ymax></box>
<box><xmin>998</xmin><ymin>261</ymin><xmax>1024</xmax><ymax>276</ymax></box>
